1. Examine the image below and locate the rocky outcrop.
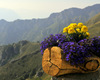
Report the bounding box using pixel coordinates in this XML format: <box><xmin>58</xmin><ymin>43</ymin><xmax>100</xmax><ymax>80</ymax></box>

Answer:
<box><xmin>35</xmin><ymin>68</ymin><xmax>44</xmax><ymax>77</ymax></box>
<box><xmin>0</xmin><ymin>40</ymin><xmax>29</xmax><ymax>66</ymax></box>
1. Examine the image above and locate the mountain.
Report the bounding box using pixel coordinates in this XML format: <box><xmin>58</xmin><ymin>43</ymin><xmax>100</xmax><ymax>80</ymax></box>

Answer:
<box><xmin>0</xmin><ymin>12</ymin><xmax>100</xmax><ymax>80</ymax></box>
<box><xmin>0</xmin><ymin>4</ymin><xmax>100</xmax><ymax>45</ymax></box>
<box><xmin>86</xmin><ymin>13</ymin><xmax>100</xmax><ymax>37</ymax></box>
<box><xmin>0</xmin><ymin>40</ymin><xmax>51</xmax><ymax>80</ymax></box>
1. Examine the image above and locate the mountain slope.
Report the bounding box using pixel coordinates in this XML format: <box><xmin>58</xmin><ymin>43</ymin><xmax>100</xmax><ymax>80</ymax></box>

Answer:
<box><xmin>86</xmin><ymin>13</ymin><xmax>100</xmax><ymax>37</ymax></box>
<box><xmin>0</xmin><ymin>12</ymin><xmax>100</xmax><ymax>80</ymax></box>
<box><xmin>0</xmin><ymin>4</ymin><xmax>100</xmax><ymax>45</ymax></box>
<box><xmin>0</xmin><ymin>41</ymin><xmax>51</xmax><ymax>80</ymax></box>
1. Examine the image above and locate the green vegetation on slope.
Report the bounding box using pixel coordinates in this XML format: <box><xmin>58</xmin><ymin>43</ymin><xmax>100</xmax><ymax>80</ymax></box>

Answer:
<box><xmin>0</xmin><ymin>7</ymin><xmax>100</xmax><ymax>80</ymax></box>
<box><xmin>86</xmin><ymin>13</ymin><xmax>100</xmax><ymax>37</ymax></box>
<box><xmin>0</xmin><ymin>41</ymin><xmax>51</xmax><ymax>80</ymax></box>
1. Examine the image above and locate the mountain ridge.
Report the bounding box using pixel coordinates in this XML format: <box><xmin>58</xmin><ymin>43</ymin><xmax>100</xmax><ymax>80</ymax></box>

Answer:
<box><xmin>0</xmin><ymin>4</ymin><xmax>100</xmax><ymax>45</ymax></box>
<box><xmin>0</xmin><ymin>12</ymin><xmax>99</xmax><ymax>80</ymax></box>
<box><xmin>0</xmin><ymin>4</ymin><xmax>100</xmax><ymax>23</ymax></box>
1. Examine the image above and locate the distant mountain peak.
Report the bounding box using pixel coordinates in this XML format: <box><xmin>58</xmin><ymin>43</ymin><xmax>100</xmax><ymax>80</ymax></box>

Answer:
<box><xmin>84</xmin><ymin>4</ymin><xmax>100</xmax><ymax>10</ymax></box>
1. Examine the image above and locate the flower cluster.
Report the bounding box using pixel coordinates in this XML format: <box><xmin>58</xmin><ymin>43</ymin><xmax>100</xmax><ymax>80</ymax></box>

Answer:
<box><xmin>40</xmin><ymin>34</ymin><xmax>67</xmax><ymax>54</ymax></box>
<box><xmin>61</xmin><ymin>42</ymin><xmax>91</xmax><ymax>66</ymax></box>
<box><xmin>91</xmin><ymin>36</ymin><xmax>100</xmax><ymax>57</ymax></box>
<box><xmin>40</xmin><ymin>22</ymin><xmax>100</xmax><ymax>67</ymax></box>
<box><xmin>78</xmin><ymin>36</ymin><xmax>100</xmax><ymax>57</ymax></box>
<box><xmin>63</xmin><ymin>23</ymin><xmax>90</xmax><ymax>42</ymax></box>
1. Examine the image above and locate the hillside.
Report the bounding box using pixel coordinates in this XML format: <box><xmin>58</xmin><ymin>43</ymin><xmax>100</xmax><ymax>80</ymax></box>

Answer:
<box><xmin>0</xmin><ymin>12</ymin><xmax>100</xmax><ymax>80</ymax></box>
<box><xmin>0</xmin><ymin>4</ymin><xmax>100</xmax><ymax>45</ymax></box>
<box><xmin>0</xmin><ymin>41</ymin><xmax>51</xmax><ymax>80</ymax></box>
<box><xmin>86</xmin><ymin>13</ymin><xmax>100</xmax><ymax>37</ymax></box>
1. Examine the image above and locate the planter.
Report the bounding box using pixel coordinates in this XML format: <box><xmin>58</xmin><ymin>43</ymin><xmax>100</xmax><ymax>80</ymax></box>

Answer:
<box><xmin>42</xmin><ymin>46</ymin><xmax>100</xmax><ymax>76</ymax></box>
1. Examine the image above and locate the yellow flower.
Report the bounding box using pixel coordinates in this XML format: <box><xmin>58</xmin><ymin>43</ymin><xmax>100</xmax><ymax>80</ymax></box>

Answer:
<box><xmin>78</xmin><ymin>22</ymin><xmax>83</xmax><ymax>28</ymax></box>
<box><xmin>68</xmin><ymin>28</ymin><xmax>76</xmax><ymax>34</ymax></box>
<box><xmin>81</xmin><ymin>26</ymin><xmax>88</xmax><ymax>32</ymax></box>
<box><xmin>76</xmin><ymin>28</ymin><xmax>81</xmax><ymax>33</ymax></box>
<box><xmin>86</xmin><ymin>32</ymin><xmax>90</xmax><ymax>36</ymax></box>
<box><xmin>70</xmin><ymin>23</ymin><xmax>77</xmax><ymax>28</ymax></box>
<box><xmin>68</xmin><ymin>25</ymin><xmax>72</xmax><ymax>29</ymax></box>
<box><xmin>63</xmin><ymin>27</ymin><xmax>69</xmax><ymax>33</ymax></box>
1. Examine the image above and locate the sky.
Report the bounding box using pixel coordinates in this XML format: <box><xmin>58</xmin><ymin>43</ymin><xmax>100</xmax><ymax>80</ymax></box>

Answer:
<box><xmin>0</xmin><ymin>0</ymin><xmax>100</xmax><ymax>21</ymax></box>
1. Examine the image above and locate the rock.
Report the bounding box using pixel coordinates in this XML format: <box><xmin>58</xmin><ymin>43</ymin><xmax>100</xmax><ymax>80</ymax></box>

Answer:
<box><xmin>35</xmin><ymin>68</ymin><xmax>44</xmax><ymax>77</ymax></box>
<box><xmin>18</xmin><ymin>40</ymin><xmax>29</xmax><ymax>46</ymax></box>
<box><xmin>36</xmin><ymin>71</ymin><xmax>43</xmax><ymax>77</ymax></box>
<box><xmin>51</xmin><ymin>69</ymin><xmax>100</xmax><ymax>80</ymax></box>
<box><xmin>51</xmin><ymin>77</ymin><xmax>58</xmax><ymax>80</ymax></box>
<box><xmin>0</xmin><ymin>40</ymin><xmax>29</xmax><ymax>66</ymax></box>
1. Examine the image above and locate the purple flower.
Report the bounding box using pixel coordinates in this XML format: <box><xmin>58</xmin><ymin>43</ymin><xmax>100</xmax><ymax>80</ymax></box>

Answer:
<box><xmin>61</xmin><ymin>41</ymin><xmax>91</xmax><ymax>66</ymax></box>
<box><xmin>40</xmin><ymin>34</ymin><xmax>67</xmax><ymax>54</ymax></box>
<box><xmin>78</xmin><ymin>36</ymin><xmax>100</xmax><ymax>57</ymax></box>
<box><xmin>66</xmin><ymin>52</ymin><xmax>71</xmax><ymax>61</ymax></box>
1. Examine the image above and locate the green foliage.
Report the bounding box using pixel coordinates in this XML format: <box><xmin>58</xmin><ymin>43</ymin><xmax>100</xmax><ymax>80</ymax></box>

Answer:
<box><xmin>86</xmin><ymin>13</ymin><xmax>100</xmax><ymax>37</ymax></box>
<box><xmin>0</xmin><ymin>41</ymin><xmax>43</xmax><ymax>80</ymax></box>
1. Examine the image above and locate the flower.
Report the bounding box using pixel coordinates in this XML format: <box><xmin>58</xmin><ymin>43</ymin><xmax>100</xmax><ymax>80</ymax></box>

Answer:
<box><xmin>90</xmin><ymin>37</ymin><xmax>100</xmax><ymax>57</ymax></box>
<box><xmin>78</xmin><ymin>37</ymin><xmax>100</xmax><ymax>57</ymax></box>
<box><xmin>86</xmin><ymin>32</ymin><xmax>90</xmax><ymax>37</ymax></box>
<box><xmin>63</xmin><ymin>27</ymin><xmax>69</xmax><ymax>33</ymax></box>
<box><xmin>68</xmin><ymin>25</ymin><xmax>72</xmax><ymax>29</ymax></box>
<box><xmin>68</xmin><ymin>28</ymin><xmax>76</xmax><ymax>34</ymax></box>
<box><xmin>78</xmin><ymin>22</ymin><xmax>83</xmax><ymax>28</ymax></box>
<box><xmin>40</xmin><ymin>34</ymin><xmax>67</xmax><ymax>54</ymax></box>
<box><xmin>70</xmin><ymin>23</ymin><xmax>77</xmax><ymax>28</ymax></box>
<box><xmin>63</xmin><ymin>23</ymin><xmax>89</xmax><ymax>42</ymax></box>
<box><xmin>40</xmin><ymin>34</ymin><xmax>57</xmax><ymax>54</ymax></box>
<box><xmin>61</xmin><ymin>42</ymin><xmax>91</xmax><ymax>66</ymax></box>
<box><xmin>81</xmin><ymin>26</ymin><xmax>88</xmax><ymax>32</ymax></box>
<box><xmin>41</xmin><ymin>22</ymin><xmax>100</xmax><ymax>67</ymax></box>
<box><xmin>76</xmin><ymin>28</ymin><xmax>81</xmax><ymax>33</ymax></box>
<box><xmin>55</xmin><ymin>34</ymin><xmax>68</xmax><ymax>47</ymax></box>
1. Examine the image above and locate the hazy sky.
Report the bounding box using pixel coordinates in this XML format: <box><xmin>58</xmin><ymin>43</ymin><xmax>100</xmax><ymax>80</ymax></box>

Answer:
<box><xmin>0</xmin><ymin>0</ymin><xmax>100</xmax><ymax>21</ymax></box>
